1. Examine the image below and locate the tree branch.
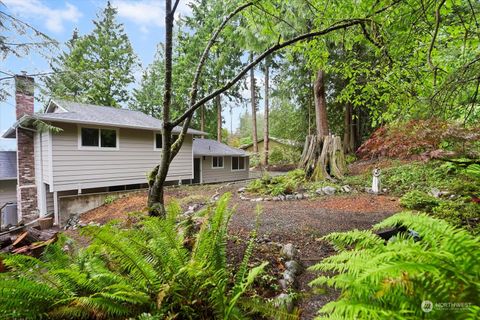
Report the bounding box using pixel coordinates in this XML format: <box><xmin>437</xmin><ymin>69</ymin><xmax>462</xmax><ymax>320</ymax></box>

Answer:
<box><xmin>169</xmin><ymin>1</ymin><xmax>254</xmax><ymax>160</ymax></box>
<box><xmin>428</xmin><ymin>0</ymin><xmax>446</xmax><ymax>73</ymax></box>
<box><xmin>171</xmin><ymin>0</ymin><xmax>181</xmax><ymax>17</ymax></box>
<box><xmin>172</xmin><ymin>18</ymin><xmax>370</xmax><ymax>127</ymax></box>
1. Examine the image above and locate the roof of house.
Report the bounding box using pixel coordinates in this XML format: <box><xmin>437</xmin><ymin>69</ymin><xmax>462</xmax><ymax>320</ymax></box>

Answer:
<box><xmin>2</xmin><ymin>99</ymin><xmax>206</xmax><ymax>138</ymax></box>
<box><xmin>239</xmin><ymin>136</ymin><xmax>302</xmax><ymax>150</ymax></box>
<box><xmin>0</xmin><ymin>151</ymin><xmax>17</xmax><ymax>180</ymax></box>
<box><xmin>193</xmin><ymin>138</ymin><xmax>247</xmax><ymax>157</ymax></box>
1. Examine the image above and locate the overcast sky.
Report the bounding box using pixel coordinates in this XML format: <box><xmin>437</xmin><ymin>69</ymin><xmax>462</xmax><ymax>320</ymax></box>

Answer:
<box><xmin>0</xmin><ymin>0</ymin><xmax>256</xmax><ymax>150</ymax></box>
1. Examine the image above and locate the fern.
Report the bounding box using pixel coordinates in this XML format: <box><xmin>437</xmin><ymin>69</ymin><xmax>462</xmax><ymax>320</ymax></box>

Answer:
<box><xmin>0</xmin><ymin>193</ymin><xmax>277</xmax><ymax>320</ymax></box>
<box><xmin>309</xmin><ymin>212</ymin><xmax>480</xmax><ymax>319</ymax></box>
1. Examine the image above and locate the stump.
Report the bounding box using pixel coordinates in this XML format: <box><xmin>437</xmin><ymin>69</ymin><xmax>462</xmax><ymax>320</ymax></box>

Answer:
<box><xmin>299</xmin><ymin>135</ymin><xmax>347</xmax><ymax>181</ymax></box>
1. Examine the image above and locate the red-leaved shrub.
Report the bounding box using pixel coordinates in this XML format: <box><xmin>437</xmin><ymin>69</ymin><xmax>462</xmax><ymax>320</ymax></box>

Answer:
<box><xmin>356</xmin><ymin>119</ymin><xmax>480</xmax><ymax>160</ymax></box>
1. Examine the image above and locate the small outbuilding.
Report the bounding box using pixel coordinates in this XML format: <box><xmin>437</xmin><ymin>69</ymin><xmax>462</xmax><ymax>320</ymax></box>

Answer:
<box><xmin>192</xmin><ymin>138</ymin><xmax>249</xmax><ymax>184</ymax></box>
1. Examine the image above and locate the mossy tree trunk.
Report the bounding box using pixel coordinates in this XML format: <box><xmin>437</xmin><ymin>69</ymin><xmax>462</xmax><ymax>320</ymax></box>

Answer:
<box><xmin>300</xmin><ymin>135</ymin><xmax>346</xmax><ymax>181</ymax></box>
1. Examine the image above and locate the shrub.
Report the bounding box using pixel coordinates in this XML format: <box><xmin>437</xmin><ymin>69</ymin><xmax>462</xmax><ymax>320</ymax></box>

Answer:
<box><xmin>269</xmin><ymin>146</ymin><xmax>301</xmax><ymax>165</ymax></box>
<box><xmin>247</xmin><ymin>169</ymin><xmax>305</xmax><ymax>196</ymax></box>
<box><xmin>400</xmin><ymin>191</ymin><xmax>440</xmax><ymax>211</ymax></box>
<box><xmin>356</xmin><ymin>119</ymin><xmax>480</xmax><ymax>160</ymax></box>
<box><xmin>432</xmin><ymin>199</ymin><xmax>480</xmax><ymax>234</ymax></box>
<box><xmin>103</xmin><ymin>195</ymin><xmax>118</xmax><ymax>205</ymax></box>
<box><xmin>310</xmin><ymin>212</ymin><xmax>480</xmax><ymax>319</ymax></box>
<box><xmin>0</xmin><ymin>195</ymin><xmax>286</xmax><ymax>320</ymax></box>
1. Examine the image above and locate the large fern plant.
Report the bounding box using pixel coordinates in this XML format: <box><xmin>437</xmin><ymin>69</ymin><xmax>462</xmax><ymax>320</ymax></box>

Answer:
<box><xmin>0</xmin><ymin>194</ymin><xmax>276</xmax><ymax>319</ymax></box>
<box><xmin>309</xmin><ymin>212</ymin><xmax>480</xmax><ymax>319</ymax></box>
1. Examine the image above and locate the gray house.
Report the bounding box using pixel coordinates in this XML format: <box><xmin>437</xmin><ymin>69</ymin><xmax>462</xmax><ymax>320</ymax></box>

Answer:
<box><xmin>3</xmin><ymin>75</ymin><xmax>235</xmax><ymax>226</ymax></box>
<box><xmin>192</xmin><ymin>139</ymin><xmax>249</xmax><ymax>184</ymax></box>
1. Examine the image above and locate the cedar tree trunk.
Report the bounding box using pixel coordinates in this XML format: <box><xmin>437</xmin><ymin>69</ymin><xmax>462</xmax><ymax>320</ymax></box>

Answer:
<box><xmin>314</xmin><ymin>69</ymin><xmax>329</xmax><ymax>137</ymax></box>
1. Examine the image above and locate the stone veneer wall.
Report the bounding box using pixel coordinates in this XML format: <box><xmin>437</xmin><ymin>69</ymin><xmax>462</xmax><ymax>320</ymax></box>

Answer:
<box><xmin>15</xmin><ymin>75</ymin><xmax>38</xmax><ymax>220</ymax></box>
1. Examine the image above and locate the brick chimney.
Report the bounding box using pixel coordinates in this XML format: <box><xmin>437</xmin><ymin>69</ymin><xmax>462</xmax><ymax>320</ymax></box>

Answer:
<box><xmin>15</xmin><ymin>74</ymin><xmax>38</xmax><ymax>221</ymax></box>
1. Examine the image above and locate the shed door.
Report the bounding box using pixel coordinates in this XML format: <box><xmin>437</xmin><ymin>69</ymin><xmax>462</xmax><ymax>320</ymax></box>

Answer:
<box><xmin>193</xmin><ymin>158</ymin><xmax>201</xmax><ymax>184</ymax></box>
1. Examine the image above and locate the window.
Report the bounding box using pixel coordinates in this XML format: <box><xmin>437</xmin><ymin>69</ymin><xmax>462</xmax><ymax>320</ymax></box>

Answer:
<box><xmin>81</xmin><ymin>128</ymin><xmax>99</xmax><ymax>147</ymax></box>
<box><xmin>80</xmin><ymin>127</ymin><xmax>117</xmax><ymax>149</ymax></box>
<box><xmin>232</xmin><ymin>156</ymin><xmax>245</xmax><ymax>170</ymax></box>
<box><xmin>101</xmin><ymin>129</ymin><xmax>117</xmax><ymax>148</ymax></box>
<box><xmin>155</xmin><ymin>133</ymin><xmax>162</xmax><ymax>149</ymax></box>
<box><xmin>212</xmin><ymin>156</ymin><xmax>224</xmax><ymax>168</ymax></box>
<box><xmin>155</xmin><ymin>133</ymin><xmax>179</xmax><ymax>150</ymax></box>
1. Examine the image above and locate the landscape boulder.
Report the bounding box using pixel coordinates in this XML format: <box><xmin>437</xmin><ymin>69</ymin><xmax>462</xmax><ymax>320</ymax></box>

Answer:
<box><xmin>280</xmin><ymin>243</ymin><xmax>297</xmax><ymax>259</ymax></box>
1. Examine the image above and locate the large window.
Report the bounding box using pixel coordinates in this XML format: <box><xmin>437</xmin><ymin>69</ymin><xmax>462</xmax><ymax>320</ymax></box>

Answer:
<box><xmin>80</xmin><ymin>127</ymin><xmax>117</xmax><ymax>149</ymax></box>
<box><xmin>155</xmin><ymin>133</ymin><xmax>179</xmax><ymax>150</ymax></box>
<box><xmin>212</xmin><ymin>156</ymin><xmax>224</xmax><ymax>168</ymax></box>
<box><xmin>231</xmin><ymin>156</ymin><xmax>245</xmax><ymax>171</ymax></box>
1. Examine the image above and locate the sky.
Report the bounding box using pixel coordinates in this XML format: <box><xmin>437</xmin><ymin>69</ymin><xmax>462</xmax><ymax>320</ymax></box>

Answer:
<box><xmin>0</xmin><ymin>0</ymin><xmax>257</xmax><ymax>150</ymax></box>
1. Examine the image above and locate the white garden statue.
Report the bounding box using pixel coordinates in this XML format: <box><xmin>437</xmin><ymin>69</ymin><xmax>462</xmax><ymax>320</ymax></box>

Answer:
<box><xmin>372</xmin><ymin>168</ymin><xmax>381</xmax><ymax>194</ymax></box>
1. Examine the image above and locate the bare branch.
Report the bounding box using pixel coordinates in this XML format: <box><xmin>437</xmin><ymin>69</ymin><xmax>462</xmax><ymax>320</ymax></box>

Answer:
<box><xmin>427</xmin><ymin>0</ymin><xmax>446</xmax><ymax>74</ymax></box>
<box><xmin>186</xmin><ymin>2</ymin><xmax>254</xmax><ymax>114</ymax></box>
<box><xmin>171</xmin><ymin>0</ymin><xmax>181</xmax><ymax>17</ymax></box>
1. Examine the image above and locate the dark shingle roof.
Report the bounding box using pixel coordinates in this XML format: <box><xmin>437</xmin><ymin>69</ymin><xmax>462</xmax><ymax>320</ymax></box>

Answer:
<box><xmin>2</xmin><ymin>99</ymin><xmax>206</xmax><ymax>138</ymax></box>
<box><xmin>0</xmin><ymin>151</ymin><xmax>17</xmax><ymax>180</ymax></box>
<box><xmin>41</xmin><ymin>100</ymin><xmax>206</xmax><ymax>134</ymax></box>
<box><xmin>193</xmin><ymin>139</ymin><xmax>247</xmax><ymax>157</ymax></box>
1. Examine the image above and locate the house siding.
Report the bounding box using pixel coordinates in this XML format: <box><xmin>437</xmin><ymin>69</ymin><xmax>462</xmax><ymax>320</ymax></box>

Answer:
<box><xmin>201</xmin><ymin>156</ymin><xmax>249</xmax><ymax>184</ymax></box>
<box><xmin>50</xmin><ymin>122</ymin><xmax>193</xmax><ymax>192</ymax></box>
<box><xmin>41</xmin><ymin>131</ymin><xmax>51</xmax><ymax>184</ymax></box>
<box><xmin>0</xmin><ymin>180</ymin><xmax>17</xmax><ymax>205</ymax></box>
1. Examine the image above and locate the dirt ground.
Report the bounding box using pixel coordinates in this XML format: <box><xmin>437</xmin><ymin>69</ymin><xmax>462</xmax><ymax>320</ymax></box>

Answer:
<box><xmin>71</xmin><ymin>180</ymin><xmax>401</xmax><ymax>319</ymax></box>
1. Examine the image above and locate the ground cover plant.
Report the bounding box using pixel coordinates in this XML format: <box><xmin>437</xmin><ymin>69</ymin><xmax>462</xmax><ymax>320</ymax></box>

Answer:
<box><xmin>309</xmin><ymin>212</ymin><xmax>480</xmax><ymax>319</ymax></box>
<box><xmin>0</xmin><ymin>195</ymin><xmax>294</xmax><ymax>320</ymax></box>
<box><xmin>247</xmin><ymin>169</ymin><xmax>306</xmax><ymax>196</ymax></box>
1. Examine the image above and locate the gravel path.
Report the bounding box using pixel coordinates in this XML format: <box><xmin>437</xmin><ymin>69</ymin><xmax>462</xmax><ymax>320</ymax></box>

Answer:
<box><xmin>224</xmin><ymin>184</ymin><xmax>400</xmax><ymax>319</ymax></box>
<box><xmin>75</xmin><ymin>180</ymin><xmax>401</xmax><ymax>319</ymax></box>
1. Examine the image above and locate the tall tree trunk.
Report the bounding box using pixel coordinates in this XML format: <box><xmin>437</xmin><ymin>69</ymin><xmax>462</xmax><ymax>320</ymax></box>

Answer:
<box><xmin>200</xmin><ymin>104</ymin><xmax>205</xmax><ymax>138</ymax></box>
<box><xmin>148</xmin><ymin>0</ymin><xmax>173</xmax><ymax>217</ymax></box>
<box><xmin>216</xmin><ymin>95</ymin><xmax>222</xmax><ymax>142</ymax></box>
<box><xmin>343</xmin><ymin>102</ymin><xmax>354</xmax><ymax>153</ymax></box>
<box><xmin>250</xmin><ymin>53</ymin><xmax>258</xmax><ymax>154</ymax></box>
<box><xmin>314</xmin><ymin>69</ymin><xmax>329</xmax><ymax>137</ymax></box>
<box><xmin>263</xmin><ymin>60</ymin><xmax>270</xmax><ymax>166</ymax></box>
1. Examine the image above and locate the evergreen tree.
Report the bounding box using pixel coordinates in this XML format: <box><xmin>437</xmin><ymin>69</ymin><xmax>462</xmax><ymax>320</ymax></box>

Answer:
<box><xmin>45</xmin><ymin>2</ymin><xmax>137</xmax><ymax>107</ymax></box>
<box><xmin>131</xmin><ymin>45</ymin><xmax>165</xmax><ymax>118</ymax></box>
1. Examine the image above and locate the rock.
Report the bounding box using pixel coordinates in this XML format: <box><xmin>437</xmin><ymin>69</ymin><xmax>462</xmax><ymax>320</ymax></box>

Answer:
<box><xmin>237</xmin><ymin>187</ymin><xmax>246</xmax><ymax>193</ymax></box>
<box><xmin>256</xmin><ymin>197</ymin><xmax>264</xmax><ymax>202</ymax></box>
<box><xmin>188</xmin><ymin>204</ymin><xmax>200</xmax><ymax>212</ymax></box>
<box><xmin>322</xmin><ymin>186</ymin><xmax>336</xmax><ymax>195</ymax></box>
<box><xmin>285</xmin><ymin>195</ymin><xmax>295</xmax><ymax>201</ymax></box>
<box><xmin>240</xmin><ymin>195</ymin><xmax>249</xmax><ymax>201</ymax></box>
<box><xmin>295</xmin><ymin>193</ymin><xmax>304</xmax><ymax>200</ymax></box>
<box><xmin>315</xmin><ymin>188</ymin><xmax>324</xmax><ymax>195</ymax></box>
<box><xmin>279</xmin><ymin>195</ymin><xmax>285</xmax><ymax>201</ymax></box>
<box><xmin>285</xmin><ymin>260</ymin><xmax>303</xmax><ymax>275</ymax></box>
<box><xmin>341</xmin><ymin>185</ymin><xmax>352</xmax><ymax>193</ymax></box>
<box><xmin>280</xmin><ymin>243</ymin><xmax>297</xmax><ymax>259</ymax></box>
<box><xmin>264</xmin><ymin>197</ymin><xmax>272</xmax><ymax>201</ymax></box>
<box><xmin>303</xmin><ymin>193</ymin><xmax>310</xmax><ymax>198</ymax></box>
<box><xmin>279</xmin><ymin>279</ymin><xmax>289</xmax><ymax>290</ymax></box>
<box><xmin>272</xmin><ymin>196</ymin><xmax>280</xmax><ymax>201</ymax></box>
<box><xmin>274</xmin><ymin>293</ymin><xmax>294</xmax><ymax>313</ymax></box>
<box><xmin>283</xmin><ymin>270</ymin><xmax>295</xmax><ymax>286</ymax></box>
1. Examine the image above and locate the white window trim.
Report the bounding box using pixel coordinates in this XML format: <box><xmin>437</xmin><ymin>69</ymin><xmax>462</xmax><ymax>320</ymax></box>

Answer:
<box><xmin>77</xmin><ymin>125</ymin><xmax>119</xmax><ymax>150</ymax></box>
<box><xmin>211</xmin><ymin>156</ymin><xmax>224</xmax><ymax>169</ymax></box>
<box><xmin>154</xmin><ymin>132</ymin><xmax>179</xmax><ymax>151</ymax></box>
<box><xmin>231</xmin><ymin>156</ymin><xmax>246</xmax><ymax>171</ymax></box>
